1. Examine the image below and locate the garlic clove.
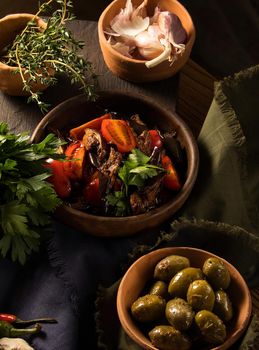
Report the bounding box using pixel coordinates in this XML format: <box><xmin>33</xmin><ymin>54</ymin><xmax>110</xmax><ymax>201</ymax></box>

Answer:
<box><xmin>135</xmin><ymin>30</ymin><xmax>164</xmax><ymax>60</ymax></box>
<box><xmin>158</xmin><ymin>11</ymin><xmax>186</xmax><ymax>45</ymax></box>
<box><xmin>0</xmin><ymin>337</ymin><xmax>34</xmax><ymax>350</ymax></box>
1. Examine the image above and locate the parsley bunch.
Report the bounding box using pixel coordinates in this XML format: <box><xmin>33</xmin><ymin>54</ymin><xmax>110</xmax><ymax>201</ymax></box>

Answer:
<box><xmin>106</xmin><ymin>149</ymin><xmax>165</xmax><ymax>216</ymax></box>
<box><xmin>4</xmin><ymin>0</ymin><xmax>97</xmax><ymax>112</ymax></box>
<box><xmin>0</xmin><ymin>123</ymin><xmax>64</xmax><ymax>264</ymax></box>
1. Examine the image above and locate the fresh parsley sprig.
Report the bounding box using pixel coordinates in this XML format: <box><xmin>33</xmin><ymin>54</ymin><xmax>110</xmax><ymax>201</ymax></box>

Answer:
<box><xmin>106</xmin><ymin>149</ymin><xmax>165</xmax><ymax>216</ymax></box>
<box><xmin>118</xmin><ymin>148</ymin><xmax>165</xmax><ymax>194</ymax></box>
<box><xmin>0</xmin><ymin>122</ymin><xmax>64</xmax><ymax>264</ymax></box>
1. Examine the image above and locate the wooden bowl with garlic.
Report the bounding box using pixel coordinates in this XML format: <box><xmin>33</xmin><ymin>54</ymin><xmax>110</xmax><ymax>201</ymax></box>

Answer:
<box><xmin>98</xmin><ymin>0</ymin><xmax>195</xmax><ymax>82</ymax></box>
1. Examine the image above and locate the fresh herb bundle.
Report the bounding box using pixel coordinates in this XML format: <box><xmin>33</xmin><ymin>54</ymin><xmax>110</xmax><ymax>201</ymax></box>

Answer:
<box><xmin>3</xmin><ymin>0</ymin><xmax>97</xmax><ymax>112</ymax></box>
<box><xmin>0</xmin><ymin>122</ymin><xmax>64</xmax><ymax>264</ymax></box>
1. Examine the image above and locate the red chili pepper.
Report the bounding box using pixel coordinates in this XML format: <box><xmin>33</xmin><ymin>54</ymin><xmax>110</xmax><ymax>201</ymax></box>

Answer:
<box><xmin>161</xmin><ymin>155</ymin><xmax>181</xmax><ymax>191</ymax></box>
<box><xmin>45</xmin><ymin>159</ymin><xmax>71</xmax><ymax>199</ymax></box>
<box><xmin>149</xmin><ymin>130</ymin><xmax>163</xmax><ymax>148</ymax></box>
<box><xmin>69</xmin><ymin>113</ymin><xmax>111</xmax><ymax>140</ymax></box>
<box><xmin>0</xmin><ymin>314</ymin><xmax>16</xmax><ymax>323</ymax></box>
<box><xmin>101</xmin><ymin>119</ymin><xmax>136</xmax><ymax>153</ymax></box>
<box><xmin>0</xmin><ymin>313</ymin><xmax>57</xmax><ymax>325</ymax></box>
<box><xmin>63</xmin><ymin>141</ymin><xmax>86</xmax><ymax>180</ymax></box>
<box><xmin>83</xmin><ymin>173</ymin><xmax>102</xmax><ymax>206</ymax></box>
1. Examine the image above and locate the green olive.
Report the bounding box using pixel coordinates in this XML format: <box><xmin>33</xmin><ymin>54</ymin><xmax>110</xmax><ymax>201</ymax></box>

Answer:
<box><xmin>154</xmin><ymin>255</ymin><xmax>190</xmax><ymax>282</ymax></box>
<box><xmin>195</xmin><ymin>310</ymin><xmax>227</xmax><ymax>345</ymax></box>
<box><xmin>213</xmin><ymin>290</ymin><xmax>233</xmax><ymax>322</ymax></box>
<box><xmin>149</xmin><ymin>280</ymin><xmax>169</xmax><ymax>299</ymax></box>
<box><xmin>149</xmin><ymin>325</ymin><xmax>191</xmax><ymax>350</ymax></box>
<box><xmin>131</xmin><ymin>294</ymin><xmax>166</xmax><ymax>323</ymax></box>
<box><xmin>187</xmin><ymin>279</ymin><xmax>215</xmax><ymax>311</ymax></box>
<box><xmin>165</xmin><ymin>298</ymin><xmax>194</xmax><ymax>331</ymax></box>
<box><xmin>168</xmin><ymin>267</ymin><xmax>204</xmax><ymax>298</ymax></box>
<box><xmin>202</xmin><ymin>257</ymin><xmax>231</xmax><ymax>290</ymax></box>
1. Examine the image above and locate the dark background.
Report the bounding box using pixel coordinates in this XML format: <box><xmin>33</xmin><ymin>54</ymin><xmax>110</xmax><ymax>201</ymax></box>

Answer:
<box><xmin>0</xmin><ymin>0</ymin><xmax>111</xmax><ymax>20</ymax></box>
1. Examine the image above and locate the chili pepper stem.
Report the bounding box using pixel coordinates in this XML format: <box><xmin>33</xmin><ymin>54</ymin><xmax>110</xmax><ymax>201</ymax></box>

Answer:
<box><xmin>15</xmin><ymin>317</ymin><xmax>57</xmax><ymax>325</ymax></box>
<box><xmin>10</xmin><ymin>323</ymin><xmax>42</xmax><ymax>337</ymax></box>
<box><xmin>0</xmin><ymin>320</ymin><xmax>42</xmax><ymax>338</ymax></box>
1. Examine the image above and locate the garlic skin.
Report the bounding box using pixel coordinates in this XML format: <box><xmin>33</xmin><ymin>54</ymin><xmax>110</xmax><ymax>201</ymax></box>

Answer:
<box><xmin>110</xmin><ymin>0</ymin><xmax>149</xmax><ymax>37</ymax></box>
<box><xmin>105</xmin><ymin>0</ymin><xmax>187</xmax><ymax>68</ymax></box>
<box><xmin>0</xmin><ymin>338</ymin><xmax>34</xmax><ymax>350</ymax></box>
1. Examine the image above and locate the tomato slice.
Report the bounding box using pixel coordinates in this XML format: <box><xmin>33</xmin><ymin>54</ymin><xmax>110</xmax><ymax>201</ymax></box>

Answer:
<box><xmin>101</xmin><ymin>119</ymin><xmax>136</xmax><ymax>153</ymax></box>
<box><xmin>149</xmin><ymin>130</ymin><xmax>163</xmax><ymax>148</ymax></box>
<box><xmin>45</xmin><ymin>159</ymin><xmax>71</xmax><ymax>199</ymax></box>
<box><xmin>161</xmin><ymin>155</ymin><xmax>181</xmax><ymax>191</ymax></box>
<box><xmin>63</xmin><ymin>141</ymin><xmax>86</xmax><ymax>181</ymax></box>
<box><xmin>70</xmin><ymin>113</ymin><xmax>111</xmax><ymax>140</ymax></box>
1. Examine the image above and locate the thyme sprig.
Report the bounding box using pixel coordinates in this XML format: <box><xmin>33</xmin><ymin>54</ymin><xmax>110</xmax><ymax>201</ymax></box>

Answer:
<box><xmin>4</xmin><ymin>0</ymin><xmax>97</xmax><ymax>112</ymax></box>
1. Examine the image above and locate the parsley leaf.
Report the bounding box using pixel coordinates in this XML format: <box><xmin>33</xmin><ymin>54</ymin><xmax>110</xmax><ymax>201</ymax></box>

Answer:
<box><xmin>118</xmin><ymin>148</ymin><xmax>165</xmax><ymax>193</ymax></box>
<box><xmin>0</xmin><ymin>122</ymin><xmax>63</xmax><ymax>264</ymax></box>
<box><xmin>106</xmin><ymin>191</ymin><xmax>129</xmax><ymax>217</ymax></box>
<box><xmin>106</xmin><ymin>149</ymin><xmax>165</xmax><ymax>216</ymax></box>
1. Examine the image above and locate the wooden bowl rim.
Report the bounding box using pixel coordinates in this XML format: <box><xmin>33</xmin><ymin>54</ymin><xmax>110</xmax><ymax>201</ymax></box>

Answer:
<box><xmin>117</xmin><ymin>246</ymin><xmax>252</xmax><ymax>350</ymax></box>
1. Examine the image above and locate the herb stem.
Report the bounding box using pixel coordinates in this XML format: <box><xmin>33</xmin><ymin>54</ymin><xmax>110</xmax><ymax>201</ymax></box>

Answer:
<box><xmin>45</xmin><ymin>58</ymin><xmax>86</xmax><ymax>88</ymax></box>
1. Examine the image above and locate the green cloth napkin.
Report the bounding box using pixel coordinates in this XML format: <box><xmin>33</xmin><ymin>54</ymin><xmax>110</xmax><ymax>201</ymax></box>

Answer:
<box><xmin>95</xmin><ymin>64</ymin><xmax>259</xmax><ymax>350</ymax></box>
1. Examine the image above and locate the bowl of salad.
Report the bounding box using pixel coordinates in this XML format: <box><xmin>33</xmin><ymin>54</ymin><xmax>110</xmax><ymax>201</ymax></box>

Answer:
<box><xmin>31</xmin><ymin>90</ymin><xmax>199</xmax><ymax>236</ymax></box>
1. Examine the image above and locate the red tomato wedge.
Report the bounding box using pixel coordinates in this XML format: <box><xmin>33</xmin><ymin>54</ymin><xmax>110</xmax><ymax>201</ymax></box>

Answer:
<box><xmin>45</xmin><ymin>159</ymin><xmax>71</xmax><ymax>198</ymax></box>
<box><xmin>149</xmin><ymin>130</ymin><xmax>163</xmax><ymax>148</ymax></box>
<box><xmin>101</xmin><ymin>119</ymin><xmax>136</xmax><ymax>153</ymax></box>
<box><xmin>69</xmin><ymin>113</ymin><xmax>111</xmax><ymax>140</ymax></box>
<box><xmin>161</xmin><ymin>155</ymin><xmax>181</xmax><ymax>191</ymax></box>
<box><xmin>63</xmin><ymin>141</ymin><xmax>86</xmax><ymax>181</ymax></box>
<box><xmin>83</xmin><ymin>173</ymin><xmax>102</xmax><ymax>206</ymax></box>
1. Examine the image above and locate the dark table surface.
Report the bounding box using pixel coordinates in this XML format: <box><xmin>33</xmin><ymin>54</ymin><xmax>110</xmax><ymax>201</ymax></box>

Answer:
<box><xmin>0</xmin><ymin>20</ymin><xmax>181</xmax><ymax>136</ymax></box>
<box><xmin>1</xmin><ymin>13</ymin><xmax>259</xmax><ymax>350</ymax></box>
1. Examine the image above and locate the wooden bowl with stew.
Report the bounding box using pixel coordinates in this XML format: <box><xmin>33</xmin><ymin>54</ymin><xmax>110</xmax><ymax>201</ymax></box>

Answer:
<box><xmin>31</xmin><ymin>90</ymin><xmax>199</xmax><ymax>236</ymax></box>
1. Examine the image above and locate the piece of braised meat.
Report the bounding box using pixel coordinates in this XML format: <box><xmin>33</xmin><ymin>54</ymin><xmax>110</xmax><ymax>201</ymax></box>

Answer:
<box><xmin>100</xmin><ymin>147</ymin><xmax>122</xmax><ymax>187</ymax></box>
<box><xmin>130</xmin><ymin>176</ymin><xmax>164</xmax><ymax>215</ymax></box>
<box><xmin>137</xmin><ymin>130</ymin><xmax>153</xmax><ymax>156</ymax></box>
<box><xmin>82</xmin><ymin>128</ymin><xmax>107</xmax><ymax>163</ymax></box>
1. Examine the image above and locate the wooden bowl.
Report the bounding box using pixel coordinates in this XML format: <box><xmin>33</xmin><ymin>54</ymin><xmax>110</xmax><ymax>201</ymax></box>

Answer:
<box><xmin>31</xmin><ymin>90</ymin><xmax>199</xmax><ymax>236</ymax></box>
<box><xmin>98</xmin><ymin>0</ymin><xmax>195</xmax><ymax>82</ymax></box>
<box><xmin>0</xmin><ymin>13</ymin><xmax>49</xmax><ymax>96</ymax></box>
<box><xmin>117</xmin><ymin>247</ymin><xmax>252</xmax><ymax>350</ymax></box>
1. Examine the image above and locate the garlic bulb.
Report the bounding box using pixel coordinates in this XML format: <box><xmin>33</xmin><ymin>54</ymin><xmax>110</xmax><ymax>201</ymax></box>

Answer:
<box><xmin>0</xmin><ymin>338</ymin><xmax>34</xmax><ymax>350</ymax></box>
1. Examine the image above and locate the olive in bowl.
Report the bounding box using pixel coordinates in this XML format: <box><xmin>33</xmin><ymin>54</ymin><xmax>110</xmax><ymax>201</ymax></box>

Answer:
<box><xmin>31</xmin><ymin>90</ymin><xmax>198</xmax><ymax>237</ymax></box>
<box><xmin>117</xmin><ymin>247</ymin><xmax>252</xmax><ymax>349</ymax></box>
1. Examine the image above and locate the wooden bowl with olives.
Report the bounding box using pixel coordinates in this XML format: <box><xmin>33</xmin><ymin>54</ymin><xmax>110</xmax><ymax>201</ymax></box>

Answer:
<box><xmin>117</xmin><ymin>247</ymin><xmax>252</xmax><ymax>350</ymax></box>
<box><xmin>31</xmin><ymin>90</ymin><xmax>198</xmax><ymax>236</ymax></box>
